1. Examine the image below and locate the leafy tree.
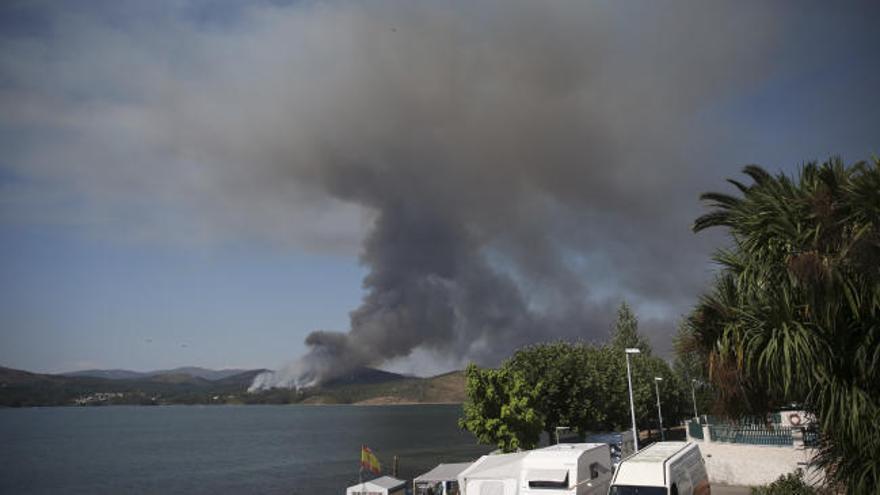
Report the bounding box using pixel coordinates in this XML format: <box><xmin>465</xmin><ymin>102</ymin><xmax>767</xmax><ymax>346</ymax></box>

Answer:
<box><xmin>672</xmin><ymin>321</ymin><xmax>716</xmax><ymax>417</ymax></box>
<box><xmin>691</xmin><ymin>158</ymin><xmax>880</xmax><ymax>492</ymax></box>
<box><xmin>459</xmin><ymin>363</ymin><xmax>543</xmax><ymax>452</ymax></box>
<box><xmin>461</xmin><ymin>339</ymin><xmax>690</xmax><ymax>452</ymax></box>
<box><xmin>610</xmin><ymin>301</ymin><xmax>653</xmax><ymax>354</ymax></box>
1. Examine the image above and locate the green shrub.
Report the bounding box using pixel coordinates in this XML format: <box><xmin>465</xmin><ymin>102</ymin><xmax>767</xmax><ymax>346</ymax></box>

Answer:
<box><xmin>751</xmin><ymin>469</ymin><xmax>818</xmax><ymax>495</ymax></box>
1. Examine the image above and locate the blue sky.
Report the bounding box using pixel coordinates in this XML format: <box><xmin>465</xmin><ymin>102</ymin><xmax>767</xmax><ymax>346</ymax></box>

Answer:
<box><xmin>1</xmin><ymin>1</ymin><xmax>877</xmax><ymax>375</ymax></box>
<box><xmin>0</xmin><ymin>224</ymin><xmax>365</xmax><ymax>372</ymax></box>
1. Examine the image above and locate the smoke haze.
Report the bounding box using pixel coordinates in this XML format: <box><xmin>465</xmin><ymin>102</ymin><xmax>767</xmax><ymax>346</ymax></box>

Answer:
<box><xmin>3</xmin><ymin>1</ymin><xmax>877</xmax><ymax>386</ymax></box>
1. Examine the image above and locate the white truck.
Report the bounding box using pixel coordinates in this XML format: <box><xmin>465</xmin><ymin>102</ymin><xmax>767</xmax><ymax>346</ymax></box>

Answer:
<box><xmin>608</xmin><ymin>442</ymin><xmax>709</xmax><ymax>495</ymax></box>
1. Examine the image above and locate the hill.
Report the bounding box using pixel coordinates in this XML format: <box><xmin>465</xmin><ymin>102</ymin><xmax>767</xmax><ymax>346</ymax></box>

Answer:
<box><xmin>283</xmin><ymin>370</ymin><xmax>466</xmax><ymax>405</ymax></box>
<box><xmin>322</xmin><ymin>366</ymin><xmax>408</xmax><ymax>387</ymax></box>
<box><xmin>0</xmin><ymin>365</ymin><xmax>465</xmax><ymax>407</ymax></box>
<box><xmin>62</xmin><ymin>367</ymin><xmax>251</xmax><ymax>381</ymax></box>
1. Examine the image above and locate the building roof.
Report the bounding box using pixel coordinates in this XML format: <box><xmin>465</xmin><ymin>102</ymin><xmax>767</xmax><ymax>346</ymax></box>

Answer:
<box><xmin>414</xmin><ymin>462</ymin><xmax>473</xmax><ymax>482</ymax></box>
<box><xmin>351</xmin><ymin>475</ymin><xmax>406</xmax><ymax>491</ymax></box>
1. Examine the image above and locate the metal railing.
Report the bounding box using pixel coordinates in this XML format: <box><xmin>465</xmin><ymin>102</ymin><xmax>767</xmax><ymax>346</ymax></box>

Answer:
<box><xmin>803</xmin><ymin>427</ymin><xmax>820</xmax><ymax>447</ymax></box>
<box><xmin>687</xmin><ymin>420</ymin><xmax>704</xmax><ymax>440</ymax></box>
<box><xmin>707</xmin><ymin>423</ymin><xmax>794</xmax><ymax>446</ymax></box>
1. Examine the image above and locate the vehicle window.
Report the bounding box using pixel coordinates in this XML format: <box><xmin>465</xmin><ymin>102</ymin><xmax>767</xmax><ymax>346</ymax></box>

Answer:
<box><xmin>609</xmin><ymin>485</ymin><xmax>668</xmax><ymax>495</ymax></box>
<box><xmin>528</xmin><ymin>472</ymin><xmax>569</xmax><ymax>489</ymax></box>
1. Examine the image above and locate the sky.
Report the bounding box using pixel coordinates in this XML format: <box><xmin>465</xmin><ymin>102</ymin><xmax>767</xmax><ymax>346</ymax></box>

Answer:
<box><xmin>1</xmin><ymin>0</ymin><xmax>878</xmax><ymax>377</ymax></box>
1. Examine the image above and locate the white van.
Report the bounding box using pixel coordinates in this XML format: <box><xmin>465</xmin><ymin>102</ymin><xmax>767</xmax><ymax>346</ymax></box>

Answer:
<box><xmin>608</xmin><ymin>442</ymin><xmax>709</xmax><ymax>495</ymax></box>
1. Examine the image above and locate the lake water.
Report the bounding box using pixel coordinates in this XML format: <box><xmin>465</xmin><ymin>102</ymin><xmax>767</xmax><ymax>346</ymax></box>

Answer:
<box><xmin>0</xmin><ymin>404</ymin><xmax>492</xmax><ymax>494</ymax></box>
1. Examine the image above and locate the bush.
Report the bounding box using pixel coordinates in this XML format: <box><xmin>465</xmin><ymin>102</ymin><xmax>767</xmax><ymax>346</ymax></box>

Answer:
<box><xmin>751</xmin><ymin>469</ymin><xmax>818</xmax><ymax>495</ymax></box>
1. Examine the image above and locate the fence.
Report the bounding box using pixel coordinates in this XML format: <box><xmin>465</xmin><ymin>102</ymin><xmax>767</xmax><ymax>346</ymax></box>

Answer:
<box><xmin>707</xmin><ymin>423</ymin><xmax>794</xmax><ymax>446</ymax></box>
<box><xmin>687</xmin><ymin>420</ymin><xmax>704</xmax><ymax>440</ymax></box>
<box><xmin>803</xmin><ymin>427</ymin><xmax>820</xmax><ymax>447</ymax></box>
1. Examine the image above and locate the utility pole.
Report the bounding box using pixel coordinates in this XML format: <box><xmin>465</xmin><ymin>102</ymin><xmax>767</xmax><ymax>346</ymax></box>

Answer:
<box><xmin>654</xmin><ymin>377</ymin><xmax>665</xmax><ymax>441</ymax></box>
<box><xmin>625</xmin><ymin>348</ymin><xmax>641</xmax><ymax>452</ymax></box>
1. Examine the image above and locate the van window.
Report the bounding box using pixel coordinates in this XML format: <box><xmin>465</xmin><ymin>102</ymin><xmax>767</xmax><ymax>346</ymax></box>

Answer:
<box><xmin>527</xmin><ymin>472</ymin><xmax>569</xmax><ymax>489</ymax></box>
<box><xmin>609</xmin><ymin>485</ymin><xmax>667</xmax><ymax>495</ymax></box>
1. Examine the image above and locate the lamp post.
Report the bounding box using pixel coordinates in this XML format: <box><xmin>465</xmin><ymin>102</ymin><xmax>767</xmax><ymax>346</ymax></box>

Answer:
<box><xmin>625</xmin><ymin>348</ymin><xmax>641</xmax><ymax>452</ymax></box>
<box><xmin>555</xmin><ymin>426</ymin><xmax>570</xmax><ymax>445</ymax></box>
<box><xmin>690</xmin><ymin>379</ymin><xmax>700</xmax><ymax>421</ymax></box>
<box><xmin>654</xmin><ymin>377</ymin><xmax>665</xmax><ymax>441</ymax></box>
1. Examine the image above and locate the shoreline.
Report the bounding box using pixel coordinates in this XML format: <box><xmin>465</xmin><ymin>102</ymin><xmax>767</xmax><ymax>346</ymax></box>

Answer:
<box><xmin>1</xmin><ymin>401</ymin><xmax>464</xmax><ymax>409</ymax></box>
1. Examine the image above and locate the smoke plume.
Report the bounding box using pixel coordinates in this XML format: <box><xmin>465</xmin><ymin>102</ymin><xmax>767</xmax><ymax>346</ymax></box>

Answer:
<box><xmin>236</xmin><ymin>1</ymin><xmax>783</xmax><ymax>389</ymax></box>
<box><xmin>2</xmin><ymin>1</ymin><xmax>813</xmax><ymax>388</ymax></box>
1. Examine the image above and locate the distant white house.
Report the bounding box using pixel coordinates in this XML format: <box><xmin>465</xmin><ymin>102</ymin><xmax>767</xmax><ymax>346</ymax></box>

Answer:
<box><xmin>346</xmin><ymin>475</ymin><xmax>407</xmax><ymax>495</ymax></box>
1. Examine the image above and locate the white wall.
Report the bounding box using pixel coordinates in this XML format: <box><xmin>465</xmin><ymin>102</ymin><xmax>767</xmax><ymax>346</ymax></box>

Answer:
<box><xmin>697</xmin><ymin>443</ymin><xmax>820</xmax><ymax>487</ymax></box>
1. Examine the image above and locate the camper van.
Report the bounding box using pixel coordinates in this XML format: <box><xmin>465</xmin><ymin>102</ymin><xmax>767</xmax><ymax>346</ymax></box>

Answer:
<box><xmin>608</xmin><ymin>442</ymin><xmax>709</xmax><ymax>495</ymax></box>
<box><xmin>458</xmin><ymin>443</ymin><xmax>613</xmax><ymax>495</ymax></box>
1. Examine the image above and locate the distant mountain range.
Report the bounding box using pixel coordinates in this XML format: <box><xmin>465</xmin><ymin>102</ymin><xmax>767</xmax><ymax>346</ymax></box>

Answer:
<box><xmin>62</xmin><ymin>367</ymin><xmax>254</xmax><ymax>381</ymax></box>
<box><xmin>0</xmin><ymin>365</ymin><xmax>464</xmax><ymax>407</ymax></box>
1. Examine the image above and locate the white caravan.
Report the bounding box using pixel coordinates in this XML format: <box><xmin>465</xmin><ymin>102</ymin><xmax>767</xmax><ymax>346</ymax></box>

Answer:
<box><xmin>608</xmin><ymin>442</ymin><xmax>710</xmax><ymax>495</ymax></box>
<box><xmin>458</xmin><ymin>443</ymin><xmax>613</xmax><ymax>495</ymax></box>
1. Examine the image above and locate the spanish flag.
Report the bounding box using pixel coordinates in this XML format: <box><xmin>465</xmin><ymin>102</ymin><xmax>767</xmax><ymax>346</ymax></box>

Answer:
<box><xmin>360</xmin><ymin>445</ymin><xmax>381</xmax><ymax>474</ymax></box>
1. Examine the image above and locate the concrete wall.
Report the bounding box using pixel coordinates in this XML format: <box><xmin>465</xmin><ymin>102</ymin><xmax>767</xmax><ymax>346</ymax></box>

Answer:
<box><xmin>695</xmin><ymin>443</ymin><xmax>817</xmax><ymax>487</ymax></box>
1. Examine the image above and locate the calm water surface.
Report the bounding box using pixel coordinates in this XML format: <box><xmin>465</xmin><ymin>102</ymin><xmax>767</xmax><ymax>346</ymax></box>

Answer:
<box><xmin>0</xmin><ymin>404</ymin><xmax>491</xmax><ymax>494</ymax></box>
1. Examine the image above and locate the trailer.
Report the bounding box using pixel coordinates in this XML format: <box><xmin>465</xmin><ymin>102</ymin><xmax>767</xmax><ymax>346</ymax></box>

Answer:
<box><xmin>458</xmin><ymin>443</ymin><xmax>613</xmax><ymax>495</ymax></box>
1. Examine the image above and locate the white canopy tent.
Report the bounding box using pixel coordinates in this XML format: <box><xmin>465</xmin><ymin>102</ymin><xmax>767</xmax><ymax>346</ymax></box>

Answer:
<box><xmin>346</xmin><ymin>475</ymin><xmax>407</xmax><ymax>495</ymax></box>
<box><xmin>413</xmin><ymin>462</ymin><xmax>472</xmax><ymax>495</ymax></box>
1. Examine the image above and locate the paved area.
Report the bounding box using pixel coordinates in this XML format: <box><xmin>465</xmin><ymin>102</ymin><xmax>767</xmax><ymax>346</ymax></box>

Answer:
<box><xmin>712</xmin><ymin>486</ymin><xmax>752</xmax><ymax>495</ymax></box>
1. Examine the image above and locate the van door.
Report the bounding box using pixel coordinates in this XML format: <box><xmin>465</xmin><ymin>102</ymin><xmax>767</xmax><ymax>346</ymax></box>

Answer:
<box><xmin>580</xmin><ymin>458</ymin><xmax>612</xmax><ymax>495</ymax></box>
<box><xmin>669</xmin><ymin>462</ymin><xmax>692</xmax><ymax>495</ymax></box>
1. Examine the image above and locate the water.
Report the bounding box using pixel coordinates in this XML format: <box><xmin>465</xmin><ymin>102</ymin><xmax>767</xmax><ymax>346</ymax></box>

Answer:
<box><xmin>0</xmin><ymin>404</ymin><xmax>492</xmax><ymax>494</ymax></box>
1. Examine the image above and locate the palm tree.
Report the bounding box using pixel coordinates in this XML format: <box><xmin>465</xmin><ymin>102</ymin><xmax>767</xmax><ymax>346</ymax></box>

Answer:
<box><xmin>689</xmin><ymin>157</ymin><xmax>880</xmax><ymax>493</ymax></box>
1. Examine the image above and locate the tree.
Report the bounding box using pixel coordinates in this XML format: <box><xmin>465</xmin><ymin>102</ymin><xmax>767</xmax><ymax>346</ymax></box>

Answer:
<box><xmin>460</xmin><ymin>339</ymin><xmax>690</xmax><ymax>452</ymax></box>
<box><xmin>459</xmin><ymin>363</ymin><xmax>543</xmax><ymax>452</ymax></box>
<box><xmin>610</xmin><ymin>301</ymin><xmax>653</xmax><ymax>354</ymax></box>
<box><xmin>672</xmin><ymin>321</ymin><xmax>714</xmax><ymax>417</ymax></box>
<box><xmin>691</xmin><ymin>158</ymin><xmax>880</xmax><ymax>492</ymax></box>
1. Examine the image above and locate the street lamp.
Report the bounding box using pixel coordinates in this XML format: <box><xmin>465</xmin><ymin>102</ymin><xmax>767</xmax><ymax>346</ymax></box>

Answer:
<box><xmin>625</xmin><ymin>348</ymin><xmax>641</xmax><ymax>452</ymax></box>
<box><xmin>690</xmin><ymin>379</ymin><xmax>699</xmax><ymax>421</ymax></box>
<box><xmin>654</xmin><ymin>377</ymin><xmax>665</xmax><ymax>441</ymax></box>
<box><xmin>555</xmin><ymin>426</ymin><xmax>570</xmax><ymax>445</ymax></box>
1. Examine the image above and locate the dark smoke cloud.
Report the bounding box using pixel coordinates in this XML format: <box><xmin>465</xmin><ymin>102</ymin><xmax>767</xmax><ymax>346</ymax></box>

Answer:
<box><xmin>244</xmin><ymin>1</ymin><xmax>784</xmax><ymax>387</ymax></box>
<box><xmin>6</xmin><ymin>1</ymin><xmax>874</xmax><ymax>387</ymax></box>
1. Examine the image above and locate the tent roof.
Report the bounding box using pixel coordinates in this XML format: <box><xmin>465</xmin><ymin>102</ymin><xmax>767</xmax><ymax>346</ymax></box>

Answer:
<box><xmin>352</xmin><ymin>475</ymin><xmax>406</xmax><ymax>490</ymax></box>
<box><xmin>414</xmin><ymin>462</ymin><xmax>473</xmax><ymax>482</ymax></box>
<box><xmin>461</xmin><ymin>452</ymin><xmax>528</xmax><ymax>480</ymax></box>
